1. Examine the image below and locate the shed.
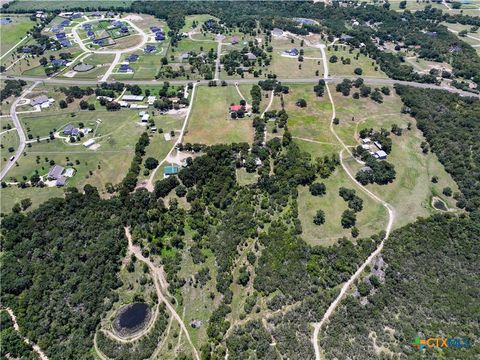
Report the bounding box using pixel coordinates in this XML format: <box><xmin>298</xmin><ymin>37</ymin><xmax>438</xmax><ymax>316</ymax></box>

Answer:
<box><xmin>122</xmin><ymin>95</ymin><xmax>144</xmax><ymax>101</ymax></box>
<box><xmin>83</xmin><ymin>139</ymin><xmax>96</xmax><ymax>147</ymax></box>
<box><xmin>362</xmin><ymin>137</ymin><xmax>371</xmax><ymax>144</ymax></box>
<box><xmin>142</xmin><ymin>114</ymin><xmax>150</xmax><ymax>122</ymax></box>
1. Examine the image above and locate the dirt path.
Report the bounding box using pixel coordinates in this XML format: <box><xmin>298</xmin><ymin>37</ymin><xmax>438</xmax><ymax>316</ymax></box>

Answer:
<box><xmin>311</xmin><ymin>39</ymin><xmax>396</xmax><ymax>360</ymax></box>
<box><xmin>93</xmin><ymin>332</ymin><xmax>110</xmax><ymax>360</ymax></box>
<box><xmin>5</xmin><ymin>308</ymin><xmax>49</xmax><ymax>360</ymax></box>
<box><xmin>142</xmin><ymin>83</ymin><xmax>198</xmax><ymax>191</ymax></box>
<box><xmin>124</xmin><ymin>227</ymin><xmax>200</xmax><ymax>360</ymax></box>
<box><xmin>261</xmin><ymin>90</ymin><xmax>274</xmax><ymax>145</ymax></box>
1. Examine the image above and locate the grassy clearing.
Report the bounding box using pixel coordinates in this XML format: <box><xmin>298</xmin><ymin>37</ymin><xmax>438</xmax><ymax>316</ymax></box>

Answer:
<box><xmin>168</xmin><ymin>39</ymin><xmax>217</xmax><ymax>63</ymax></box>
<box><xmin>0</xmin><ymin>15</ymin><xmax>36</xmax><ymax>56</ymax></box>
<box><xmin>0</xmin><ymin>186</ymin><xmax>64</xmax><ymax>214</ymax></box>
<box><xmin>119</xmin><ymin>50</ymin><xmax>167</xmax><ymax>80</ymax></box>
<box><xmin>298</xmin><ymin>166</ymin><xmax>387</xmax><ymax>246</ymax></box>
<box><xmin>181</xmin><ymin>15</ymin><xmax>218</xmax><ymax>33</ymax></box>
<box><xmin>326</xmin><ymin>44</ymin><xmax>387</xmax><ymax>78</ymax></box>
<box><xmin>184</xmin><ymin>85</ymin><xmax>254</xmax><ymax>145</ymax></box>
<box><xmin>0</xmin><ymin>130</ymin><xmax>19</xmax><ymax>171</ymax></box>
<box><xmin>280</xmin><ymin>84</ymin><xmax>337</xmax><ymax>144</ymax></box>
<box><xmin>331</xmin><ymin>89</ymin><xmax>461</xmax><ymax>228</ymax></box>
<box><xmin>176</xmin><ymin>242</ymin><xmax>219</xmax><ymax>350</ymax></box>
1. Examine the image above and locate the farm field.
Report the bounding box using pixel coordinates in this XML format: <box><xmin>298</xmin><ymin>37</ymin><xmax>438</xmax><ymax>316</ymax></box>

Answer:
<box><xmin>0</xmin><ymin>15</ymin><xmax>36</xmax><ymax>56</ymax></box>
<box><xmin>183</xmin><ymin>85</ymin><xmax>255</xmax><ymax>145</ymax></box>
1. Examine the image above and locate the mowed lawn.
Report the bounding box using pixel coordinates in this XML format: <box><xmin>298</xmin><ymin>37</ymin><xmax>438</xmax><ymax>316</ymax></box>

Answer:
<box><xmin>184</xmin><ymin>85</ymin><xmax>254</xmax><ymax>145</ymax></box>
<box><xmin>0</xmin><ymin>15</ymin><xmax>36</xmax><ymax>56</ymax></box>
<box><xmin>331</xmin><ymin>89</ymin><xmax>461</xmax><ymax>228</ymax></box>
<box><xmin>0</xmin><ymin>130</ymin><xmax>20</xmax><ymax>171</ymax></box>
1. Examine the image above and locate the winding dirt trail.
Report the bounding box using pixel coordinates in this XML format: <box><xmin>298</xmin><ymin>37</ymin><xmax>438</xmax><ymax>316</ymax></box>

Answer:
<box><xmin>124</xmin><ymin>227</ymin><xmax>200</xmax><ymax>360</ymax></box>
<box><xmin>5</xmin><ymin>308</ymin><xmax>49</xmax><ymax>360</ymax></box>
<box><xmin>311</xmin><ymin>39</ymin><xmax>396</xmax><ymax>360</ymax></box>
<box><xmin>261</xmin><ymin>90</ymin><xmax>274</xmax><ymax>145</ymax></box>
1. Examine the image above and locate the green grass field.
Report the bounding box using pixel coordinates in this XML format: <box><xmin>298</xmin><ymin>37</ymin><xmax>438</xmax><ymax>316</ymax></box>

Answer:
<box><xmin>0</xmin><ymin>15</ymin><xmax>36</xmax><ymax>56</ymax></box>
<box><xmin>0</xmin><ymin>186</ymin><xmax>64</xmax><ymax>214</ymax></box>
<box><xmin>184</xmin><ymin>85</ymin><xmax>254</xmax><ymax>145</ymax></box>
<box><xmin>181</xmin><ymin>14</ymin><xmax>218</xmax><ymax>33</ymax></box>
<box><xmin>0</xmin><ymin>130</ymin><xmax>19</xmax><ymax>171</ymax></box>
<box><xmin>7</xmin><ymin>109</ymin><xmax>146</xmax><ymax>199</ymax></box>
<box><xmin>331</xmin><ymin>88</ymin><xmax>461</xmax><ymax>228</ymax></box>
<box><xmin>279</xmin><ymin>84</ymin><xmax>338</xmax><ymax>144</ymax></box>
<box><xmin>297</xmin><ymin>167</ymin><xmax>387</xmax><ymax>246</ymax></box>
<box><xmin>168</xmin><ymin>39</ymin><xmax>217</xmax><ymax>63</ymax></box>
<box><xmin>326</xmin><ymin>45</ymin><xmax>387</xmax><ymax>78</ymax></box>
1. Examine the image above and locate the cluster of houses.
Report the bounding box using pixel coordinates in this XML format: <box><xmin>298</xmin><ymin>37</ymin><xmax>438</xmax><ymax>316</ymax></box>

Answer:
<box><xmin>150</xmin><ymin>26</ymin><xmax>165</xmax><ymax>41</ymax></box>
<box><xmin>361</xmin><ymin>138</ymin><xmax>387</xmax><ymax>160</ymax></box>
<box><xmin>83</xmin><ymin>23</ymin><xmax>95</xmax><ymax>39</ymax></box>
<box><xmin>54</xmin><ymin>30</ymin><xmax>71</xmax><ymax>48</ymax></box>
<box><xmin>47</xmin><ymin>165</ymin><xmax>75</xmax><ymax>187</ymax></box>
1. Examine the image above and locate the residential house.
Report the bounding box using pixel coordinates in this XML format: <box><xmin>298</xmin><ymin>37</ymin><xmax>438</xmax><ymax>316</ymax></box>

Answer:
<box><xmin>30</xmin><ymin>95</ymin><xmax>50</xmax><ymax>107</ymax></box>
<box><xmin>284</xmin><ymin>48</ymin><xmax>299</xmax><ymax>56</ymax></box>
<box><xmin>147</xmin><ymin>96</ymin><xmax>156</xmax><ymax>105</ymax></box>
<box><xmin>144</xmin><ymin>44</ymin><xmax>157</xmax><ymax>53</ymax></box>
<box><xmin>374</xmin><ymin>150</ymin><xmax>387</xmax><ymax>160</ymax></box>
<box><xmin>48</xmin><ymin>165</ymin><xmax>65</xmax><ymax>180</ymax></box>
<box><xmin>127</xmin><ymin>54</ymin><xmax>139</xmax><ymax>62</ymax></box>
<box><xmin>230</xmin><ymin>104</ymin><xmax>242</xmax><ymax>112</ymax></box>
<box><xmin>52</xmin><ymin>58</ymin><xmax>67</xmax><ymax>67</ymax></box>
<box><xmin>63</xmin><ymin>124</ymin><xmax>74</xmax><ymax>135</ymax></box>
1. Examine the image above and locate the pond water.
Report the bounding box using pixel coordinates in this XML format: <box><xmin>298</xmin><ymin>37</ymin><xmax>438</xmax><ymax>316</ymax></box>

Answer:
<box><xmin>116</xmin><ymin>303</ymin><xmax>149</xmax><ymax>331</ymax></box>
<box><xmin>433</xmin><ymin>198</ymin><xmax>448</xmax><ymax>211</ymax></box>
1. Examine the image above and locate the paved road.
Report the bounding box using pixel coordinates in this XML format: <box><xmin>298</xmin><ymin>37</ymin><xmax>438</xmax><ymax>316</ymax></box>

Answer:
<box><xmin>0</xmin><ymin>82</ymin><xmax>39</xmax><ymax>181</ymax></box>
<box><xmin>5</xmin><ymin>74</ymin><xmax>479</xmax><ymax>98</ymax></box>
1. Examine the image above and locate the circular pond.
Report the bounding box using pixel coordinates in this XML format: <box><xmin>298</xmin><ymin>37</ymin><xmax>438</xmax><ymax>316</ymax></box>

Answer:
<box><xmin>113</xmin><ymin>302</ymin><xmax>151</xmax><ymax>335</ymax></box>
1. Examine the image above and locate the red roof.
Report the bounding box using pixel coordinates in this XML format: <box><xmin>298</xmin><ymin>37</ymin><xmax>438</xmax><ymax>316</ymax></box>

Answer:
<box><xmin>230</xmin><ymin>105</ymin><xmax>242</xmax><ymax>111</ymax></box>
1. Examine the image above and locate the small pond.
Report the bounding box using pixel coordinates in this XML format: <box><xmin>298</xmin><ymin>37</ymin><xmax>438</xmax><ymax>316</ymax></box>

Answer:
<box><xmin>432</xmin><ymin>197</ymin><xmax>448</xmax><ymax>211</ymax></box>
<box><xmin>113</xmin><ymin>302</ymin><xmax>150</xmax><ymax>334</ymax></box>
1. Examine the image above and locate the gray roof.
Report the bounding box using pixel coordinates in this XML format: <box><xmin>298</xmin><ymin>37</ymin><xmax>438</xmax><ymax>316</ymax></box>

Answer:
<box><xmin>48</xmin><ymin>165</ymin><xmax>65</xmax><ymax>180</ymax></box>
<box><xmin>31</xmin><ymin>95</ymin><xmax>49</xmax><ymax>106</ymax></box>
<box><xmin>56</xmin><ymin>176</ymin><xmax>67</xmax><ymax>186</ymax></box>
<box><xmin>245</xmin><ymin>52</ymin><xmax>257</xmax><ymax>60</ymax></box>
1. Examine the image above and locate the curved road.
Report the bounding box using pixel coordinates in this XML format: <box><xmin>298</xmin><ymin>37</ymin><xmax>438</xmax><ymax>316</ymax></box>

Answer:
<box><xmin>0</xmin><ymin>82</ymin><xmax>39</xmax><ymax>181</ymax></box>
